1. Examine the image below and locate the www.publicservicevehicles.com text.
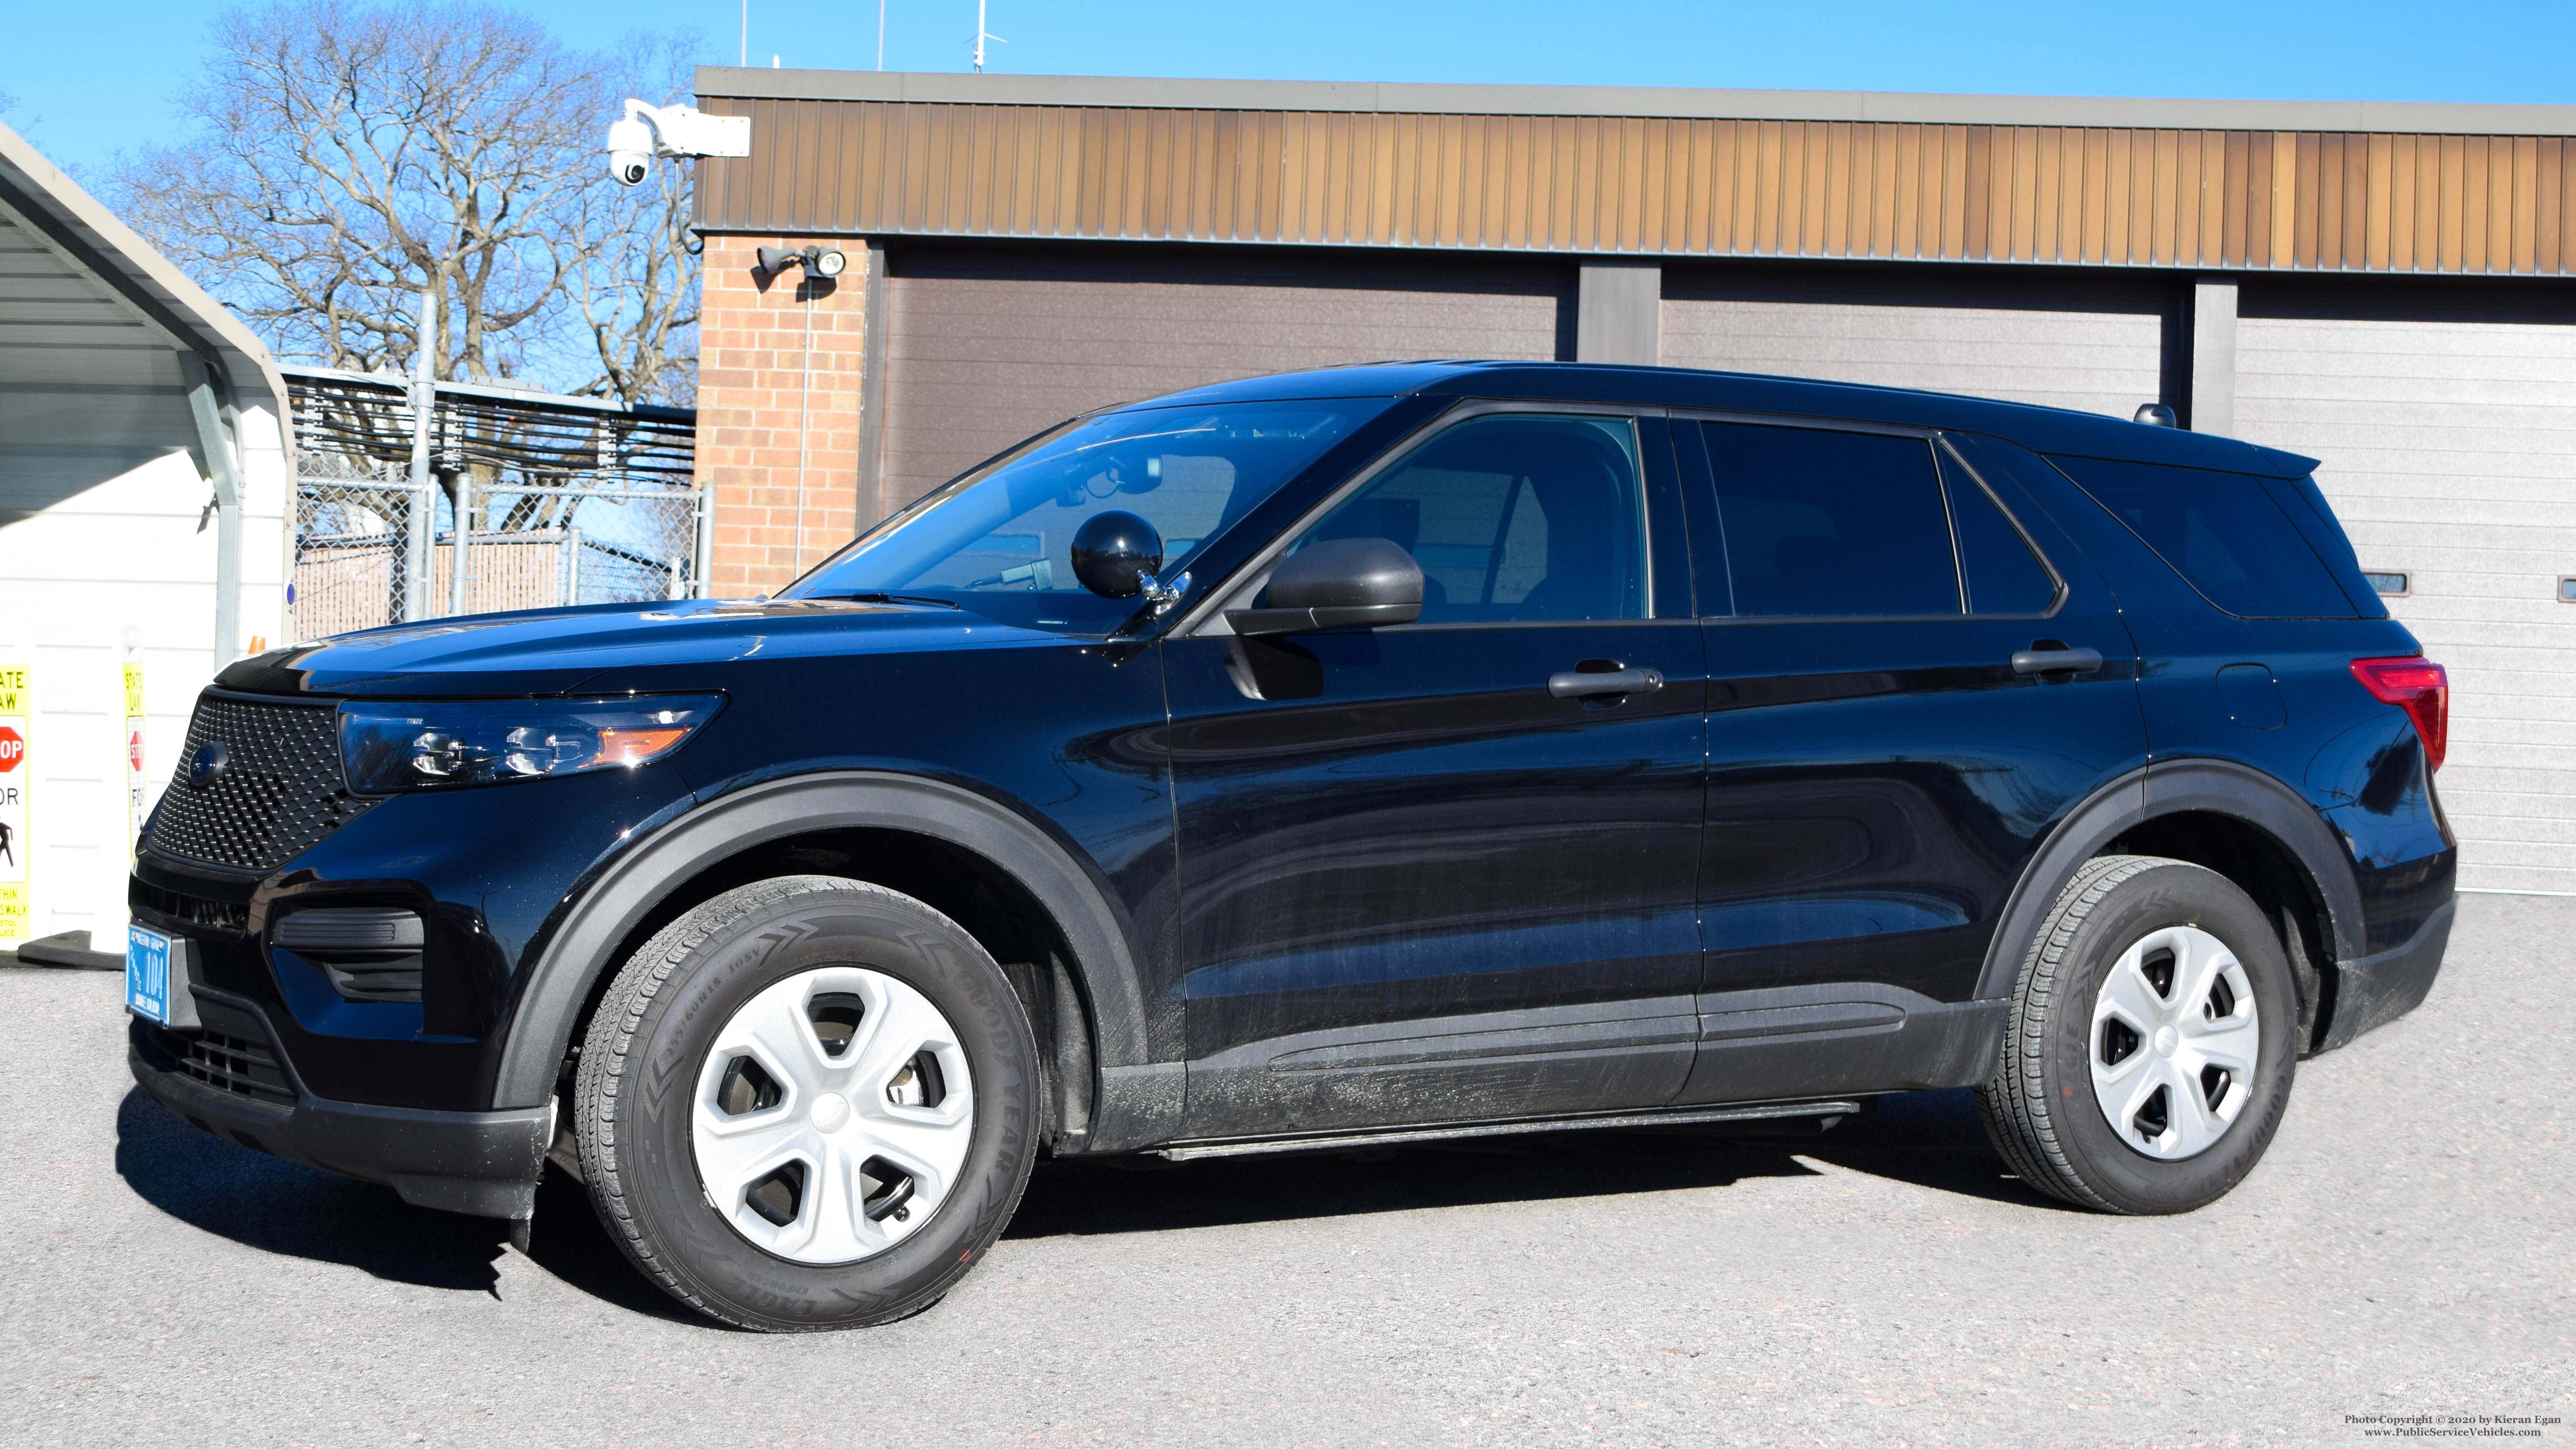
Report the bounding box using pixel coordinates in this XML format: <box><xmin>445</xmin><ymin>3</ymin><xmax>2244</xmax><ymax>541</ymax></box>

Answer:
<box><xmin>2351</xmin><ymin>1414</ymin><xmax>2560</xmax><ymax>1438</ymax></box>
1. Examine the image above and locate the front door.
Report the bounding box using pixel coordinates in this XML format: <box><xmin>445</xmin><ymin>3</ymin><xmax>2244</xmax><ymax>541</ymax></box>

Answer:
<box><xmin>1162</xmin><ymin>408</ymin><xmax>1709</xmax><ymax>1140</ymax></box>
<box><xmin>1672</xmin><ymin>417</ymin><xmax>2148</xmax><ymax>1105</ymax></box>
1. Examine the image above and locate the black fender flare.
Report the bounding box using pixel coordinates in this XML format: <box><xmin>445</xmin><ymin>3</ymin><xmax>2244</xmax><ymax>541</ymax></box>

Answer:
<box><xmin>488</xmin><ymin>770</ymin><xmax>1172</xmax><ymax>1148</ymax></box>
<box><xmin>1973</xmin><ymin>759</ymin><xmax>2367</xmax><ymax>1001</ymax></box>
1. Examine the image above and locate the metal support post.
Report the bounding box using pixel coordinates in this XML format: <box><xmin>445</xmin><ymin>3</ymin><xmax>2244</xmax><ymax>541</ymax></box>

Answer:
<box><xmin>695</xmin><ymin>487</ymin><xmax>717</xmax><ymax>598</ymax></box>
<box><xmin>179</xmin><ymin>354</ymin><xmax>245</xmax><ymax>665</ymax></box>
<box><xmin>448</xmin><ymin>477</ymin><xmax>472</xmax><ymax>617</ymax></box>
<box><xmin>405</xmin><ymin>287</ymin><xmax>437</xmax><ymax>620</ymax></box>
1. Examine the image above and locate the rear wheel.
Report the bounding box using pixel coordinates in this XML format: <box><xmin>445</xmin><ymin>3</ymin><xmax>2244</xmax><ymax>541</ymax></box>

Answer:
<box><xmin>575</xmin><ymin>876</ymin><xmax>1040</xmax><ymax>1330</ymax></box>
<box><xmin>1976</xmin><ymin>855</ymin><xmax>2297</xmax><ymax>1214</ymax></box>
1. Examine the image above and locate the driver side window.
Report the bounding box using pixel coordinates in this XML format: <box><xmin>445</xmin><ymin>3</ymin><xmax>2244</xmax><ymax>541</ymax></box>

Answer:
<box><xmin>1289</xmin><ymin>414</ymin><xmax>1649</xmax><ymax>624</ymax></box>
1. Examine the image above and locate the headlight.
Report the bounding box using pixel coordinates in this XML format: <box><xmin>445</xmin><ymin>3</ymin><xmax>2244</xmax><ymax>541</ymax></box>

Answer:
<box><xmin>338</xmin><ymin>695</ymin><xmax>724</xmax><ymax>793</ymax></box>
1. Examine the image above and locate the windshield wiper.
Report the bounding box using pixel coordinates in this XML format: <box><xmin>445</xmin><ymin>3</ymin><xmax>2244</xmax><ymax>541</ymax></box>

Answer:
<box><xmin>807</xmin><ymin>592</ymin><xmax>963</xmax><ymax>610</ymax></box>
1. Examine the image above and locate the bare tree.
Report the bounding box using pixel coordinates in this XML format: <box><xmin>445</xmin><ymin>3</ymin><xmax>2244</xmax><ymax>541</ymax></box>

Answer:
<box><xmin>111</xmin><ymin>1</ymin><xmax>698</xmax><ymax>402</ymax></box>
<box><xmin>565</xmin><ymin>35</ymin><xmax>701</xmax><ymax>406</ymax></box>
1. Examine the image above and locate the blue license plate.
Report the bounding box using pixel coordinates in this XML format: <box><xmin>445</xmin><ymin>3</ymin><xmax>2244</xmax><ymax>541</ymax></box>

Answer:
<box><xmin>125</xmin><ymin>924</ymin><xmax>173</xmax><ymax>1024</ymax></box>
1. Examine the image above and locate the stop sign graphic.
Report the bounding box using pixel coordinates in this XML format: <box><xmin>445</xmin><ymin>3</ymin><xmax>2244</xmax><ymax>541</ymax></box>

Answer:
<box><xmin>0</xmin><ymin>726</ymin><xmax>22</xmax><ymax>773</ymax></box>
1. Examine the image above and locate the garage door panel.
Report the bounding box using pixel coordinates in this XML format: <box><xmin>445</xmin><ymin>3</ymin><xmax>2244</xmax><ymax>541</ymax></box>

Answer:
<box><xmin>2419</xmin><ymin>667</ymin><xmax>2576</xmax><ymax>700</ymax></box>
<box><xmin>2329</xmin><ymin>541</ymin><xmax>2576</xmax><ymax>574</ymax></box>
<box><xmin>2372</xmin><ymin>619</ymin><xmax>2576</xmax><ymax>655</ymax></box>
<box><xmin>2239</xmin><ymin>287</ymin><xmax>2576</xmax><ymax>893</ymax></box>
<box><xmin>878</xmin><ymin>247</ymin><xmax>1567</xmax><ymax>512</ymax></box>
<box><xmin>2246</xmin><ymin>384</ymin><xmax>2576</xmax><ymax>420</ymax></box>
<box><xmin>1659</xmin><ymin>265</ymin><xmax>2170</xmax><ymax>419</ymax></box>
<box><xmin>2316</xmin><ymin>471</ymin><xmax>2576</xmax><ymax>503</ymax></box>
<box><xmin>2441</xmin><ymin>790</ymin><xmax>2576</xmax><ymax>824</ymax></box>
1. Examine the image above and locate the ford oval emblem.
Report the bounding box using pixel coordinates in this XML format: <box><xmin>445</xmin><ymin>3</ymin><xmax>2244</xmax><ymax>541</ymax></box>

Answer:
<box><xmin>187</xmin><ymin>740</ymin><xmax>229</xmax><ymax>789</ymax></box>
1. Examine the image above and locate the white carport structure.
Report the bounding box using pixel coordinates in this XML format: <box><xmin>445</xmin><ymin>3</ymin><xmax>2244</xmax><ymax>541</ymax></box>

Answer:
<box><xmin>0</xmin><ymin>120</ymin><xmax>289</xmax><ymax>959</ymax></box>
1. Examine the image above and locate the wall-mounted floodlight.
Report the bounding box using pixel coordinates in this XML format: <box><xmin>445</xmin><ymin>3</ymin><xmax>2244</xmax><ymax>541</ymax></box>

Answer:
<box><xmin>756</xmin><ymin>245</ymin><xmax>847</xmax><ymax>279</ymax></box>
<box><xmin>606</xmin><ymin>99</ymin><xmax>753</xmax><ymax>187</ymax></box>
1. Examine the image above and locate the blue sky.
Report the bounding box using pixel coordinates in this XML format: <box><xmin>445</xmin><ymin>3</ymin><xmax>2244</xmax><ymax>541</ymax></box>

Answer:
<box><xmin>7</xmin><ymin>0</ymin><xmax>2575</xmax><ymax>177</ymax></box>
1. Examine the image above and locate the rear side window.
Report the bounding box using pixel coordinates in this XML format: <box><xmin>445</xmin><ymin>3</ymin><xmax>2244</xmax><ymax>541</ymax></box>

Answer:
<box><xmin>2047</xmin><ymin>456</ymin><xmax>2358</xmax><ymax>619</ymax></box>
<box><xmin>1703</xmin><ymin>423</ymin><xmax>1959</xmax><ymax>617</ymax></box>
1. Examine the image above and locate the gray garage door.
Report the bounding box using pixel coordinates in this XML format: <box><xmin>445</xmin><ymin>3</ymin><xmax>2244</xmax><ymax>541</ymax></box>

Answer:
<box><xmin>2238</xmin><ymin>282</ymin><xmax>2576</xmax><ymax>895</ymax></box>
<box><xmin>1659</xmin><ymin>265</ymin><xmax>2174</xmax><ymax>421</ymax></box>
<box><xmin>874</xmin><ymin>244</ymin><xmax>1571</xmax><ymax>518</ymax></box>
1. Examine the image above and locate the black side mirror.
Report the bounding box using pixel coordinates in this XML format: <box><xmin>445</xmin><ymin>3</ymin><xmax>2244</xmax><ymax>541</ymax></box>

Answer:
<box><xmin>1069</xmin><ymin>511</ymin><xmax>1163</xmax><ymax>599</ymax></box>
<box><xmin>1225</xmin><ymin>537</ymin><xmax>1424</xmax><ymax>637</ymax></box>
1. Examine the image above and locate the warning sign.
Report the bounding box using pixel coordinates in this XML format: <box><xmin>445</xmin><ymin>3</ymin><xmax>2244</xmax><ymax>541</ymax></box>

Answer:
<box><xmin>0</xmin><ymin>665</ymin><xmax>27</xmax><ymax>946</ymax></box>
<box><xmin>124</xmin><ymin>664</ymin><xmax>145</xmax><ymax>864</ymax></box>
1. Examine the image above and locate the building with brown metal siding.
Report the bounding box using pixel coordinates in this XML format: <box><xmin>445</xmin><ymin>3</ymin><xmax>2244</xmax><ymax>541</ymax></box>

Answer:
<box><xmin>686</xmin><ymin>68</ymin><xmax>2576</xmax><ymax>894</ymax></box>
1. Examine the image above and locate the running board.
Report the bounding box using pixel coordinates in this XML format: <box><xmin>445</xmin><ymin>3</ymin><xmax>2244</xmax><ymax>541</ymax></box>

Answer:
<box><xmin>1150</xmin><ymin>1098</ymin><xmax>1866</xmax><ymax>1162</ymax></box>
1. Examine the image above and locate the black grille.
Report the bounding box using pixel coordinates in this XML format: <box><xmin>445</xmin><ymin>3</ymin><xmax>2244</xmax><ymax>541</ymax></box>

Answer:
<box><xmin>145</xmin><ymin>694</ymin><xmax>375</xmax><ymax>873</ymax></box>
<box><xmin>129</xmin><ymin>879</ymin><xmax>251</xmax><ymax>935</ymax></box>
<box><xmin>178</xmin><ymin>1030</ymin><xmax>295</xmax><ymax>1105</ymax></box>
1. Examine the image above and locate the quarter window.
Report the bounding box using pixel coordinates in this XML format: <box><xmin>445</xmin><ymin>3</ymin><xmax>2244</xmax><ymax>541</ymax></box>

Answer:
<box><xmin>1702</xmin><ymin>422</ymin><xmax>1960</xmax><ymax>618</ymax></box>
<box><xmin>1290</xmin><ymin>414</ymin><xmax>1648</xmax><ymax>623</ymax></box>
<box><xmin>2048</xmin><ymin>456</ymin><xmax>2357</xmax><ymax>619</ymax></box>
<box><xmin>1944</xmin><ymin>456</ymin><xmax>2060</xmax><ymax>616</ymax></box>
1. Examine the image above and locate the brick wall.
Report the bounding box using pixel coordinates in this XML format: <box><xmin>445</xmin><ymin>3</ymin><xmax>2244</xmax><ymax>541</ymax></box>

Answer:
<box><xmin>693</xmin><ymin>235</ymin><xmax>869</xmax><ymax>597</ymax></box>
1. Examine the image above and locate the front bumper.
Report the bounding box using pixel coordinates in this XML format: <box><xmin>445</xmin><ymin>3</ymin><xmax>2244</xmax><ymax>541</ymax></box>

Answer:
<box><xmin>129</xmin><ymin>994</ymin><xmax>552</xmax><ymax>1219</ymax></box>
<box><xmin>2319</xmin><ymin>898</ymin><xmax>2457</xmax><ymax>1053</ymax></box>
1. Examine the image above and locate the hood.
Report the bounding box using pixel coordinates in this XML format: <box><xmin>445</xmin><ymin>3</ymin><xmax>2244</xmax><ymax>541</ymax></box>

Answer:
<box><xmin>215</xmin><ymin>598</ymin><xmax>1060</xmax><ymax>698</ymax></box>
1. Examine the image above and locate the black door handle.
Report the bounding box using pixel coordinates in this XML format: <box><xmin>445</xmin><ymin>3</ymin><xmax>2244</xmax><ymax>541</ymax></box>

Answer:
<box><xmin>1548</xmin><ymin>667</ymin><xmax>1663</xmax><ymax>699</ymax></box>
<box><xmin>2011</xmin><ymin>646</ymin><xmax>2105</xmax><ymax>676</ymax></box>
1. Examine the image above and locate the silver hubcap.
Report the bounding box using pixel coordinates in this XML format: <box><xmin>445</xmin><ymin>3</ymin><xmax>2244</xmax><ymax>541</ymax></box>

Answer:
<box><xmin>691</xmin><ymin>966</ymin><xmax>975</xmax><ymax>1265</ymax></box>
<box><xmin>2088</xmin><ymin>924</ymin><xmax>2260</xmax><ymax>1161</ymax></box>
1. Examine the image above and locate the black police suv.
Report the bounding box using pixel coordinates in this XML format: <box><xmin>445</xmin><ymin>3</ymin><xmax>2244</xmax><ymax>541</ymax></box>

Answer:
<box><xmin>126</xmin><ymin>362</ymin><xmax>2456</xmax><ymax>1330</ymax></box>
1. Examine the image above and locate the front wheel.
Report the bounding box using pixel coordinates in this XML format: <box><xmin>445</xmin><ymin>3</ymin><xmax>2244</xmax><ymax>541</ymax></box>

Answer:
<box><xmin>1976</xmin><ymin>855</ymin><xmax>2299</xmax><ymax>1215</ymax></box>
<box><xmin>574</xmin><ymin>876</ymin><xmax>1041</xmax><ymax>1330</ymax></box>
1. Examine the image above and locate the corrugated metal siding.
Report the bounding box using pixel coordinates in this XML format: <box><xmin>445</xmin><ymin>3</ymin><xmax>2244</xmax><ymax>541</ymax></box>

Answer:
<box><xmin>2235</xmin><ymin>287</ymin><xmax>2576</xmax><ymax>893</ymax></box>
<box><xmin>701</xmin><ymin>100</ymin><xmax>2576</xmax><ymax>276</ymax></box>
<box><xmin>0</xmin><ymin>203</ymin><xmax>293</xmax><ymax>945</ymax></box>
<box><xmin>0</xmin><ymin>208</ymin><xmax>196</xmax><ymax>499</ymax></box>
<box><xmin>1658</xmin><ymin>268</ymin><xmax>2170</xmax><ymax>417</ymax></box>
<box><xmin>875</xmin><ymin>246</ymin><xmax>1566</xmax><ymax>513</ymax></box>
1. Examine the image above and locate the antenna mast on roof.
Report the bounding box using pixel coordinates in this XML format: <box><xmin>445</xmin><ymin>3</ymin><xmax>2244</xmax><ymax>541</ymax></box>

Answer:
<box><xmin>971</xmin><ymin>0</ymin><xmax>1004</xmax><ymax>72</ymax></box>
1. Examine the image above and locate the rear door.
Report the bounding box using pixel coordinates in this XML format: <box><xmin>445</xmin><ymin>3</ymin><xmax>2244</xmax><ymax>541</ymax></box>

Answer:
<box><xmin>1674</xmin><ymin>417</ymin><xmax>2147</xmax><ymax>1105</ymax></box>
<box><xmin>1160</xmin><ymin>406</ymin><xmax>1709</xmax><ymax>1140</ymax></box>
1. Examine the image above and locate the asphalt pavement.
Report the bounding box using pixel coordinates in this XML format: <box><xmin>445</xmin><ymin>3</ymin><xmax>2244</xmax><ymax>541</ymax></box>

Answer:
<box><xmin>4</xmin><ymin>894</ymin><xmax>2570</xmax><ymax>1448</ymax></box>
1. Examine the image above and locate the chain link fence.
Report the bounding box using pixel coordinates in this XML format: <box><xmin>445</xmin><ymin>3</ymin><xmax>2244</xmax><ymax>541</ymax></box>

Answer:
<box><xmin>291</xmin><ymin>479</ymin><xmax>708</xmax><ymax>640</ymax></box>
<box><xmin>285</xmin><ymin>367</ymin><xmax>705</xmax><ymax>643</ymax></box>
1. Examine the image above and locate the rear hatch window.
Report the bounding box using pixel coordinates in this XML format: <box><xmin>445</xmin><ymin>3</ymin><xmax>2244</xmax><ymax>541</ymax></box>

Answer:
<box><xmin>2047</xmin><ymin>455</ymin><xmax>2375</xmax><ymax>619</ymax></box>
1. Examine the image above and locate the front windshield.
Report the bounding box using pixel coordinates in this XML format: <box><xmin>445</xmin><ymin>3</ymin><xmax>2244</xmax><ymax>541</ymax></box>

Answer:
<box><xmin>787</xmin><ymin>398</ymin><xmax>1395</xmax><ymax>632</ymax></box>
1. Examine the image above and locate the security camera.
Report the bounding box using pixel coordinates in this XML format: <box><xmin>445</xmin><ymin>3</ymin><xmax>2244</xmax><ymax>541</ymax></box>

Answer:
<box><xmin>605</xmin><ymin>99</ymin><xmax>752</xmax><ymax>187</ymax></box>
<box><xmin>606</xmin><ymin>115</ymin><xmax>654</xmax><ymax>186</ymax></box>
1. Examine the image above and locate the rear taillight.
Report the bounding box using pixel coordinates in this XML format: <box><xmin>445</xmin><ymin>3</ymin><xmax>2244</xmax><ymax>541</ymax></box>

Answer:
<box><xmin>2350</xmin><ymin>656</ymin><xmax>2449</xmax><ymax>771</ymax></box>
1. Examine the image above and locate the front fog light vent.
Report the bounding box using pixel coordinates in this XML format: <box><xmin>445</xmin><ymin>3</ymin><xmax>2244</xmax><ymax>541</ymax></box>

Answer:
<box><xmin>274</xmin><ymin>907</ymin><xmax>426</xmax><ymax>1005</ymax></box>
